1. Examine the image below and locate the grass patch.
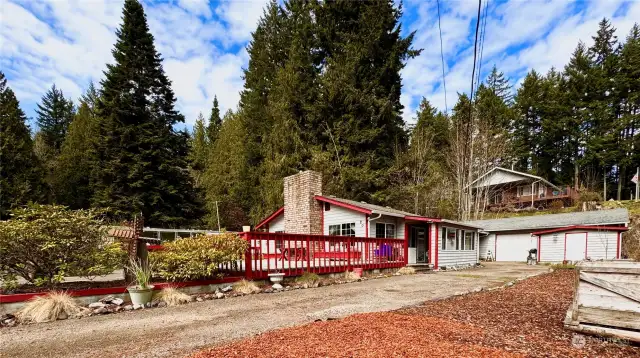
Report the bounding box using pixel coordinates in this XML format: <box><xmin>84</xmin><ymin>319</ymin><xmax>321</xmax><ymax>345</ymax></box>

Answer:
<box><xmin>156</xmin><ymin>287</ymin><xmax>192</xmax><ymax>306</ymax></box>
<box><xmin>455</xmin><ymin>274</ymin><xmax>483</xmax><ymax>279</ymax></box>
<box><xmin>17</xmin><ymin>291</ymin><xmax>84</xmax><ymax>323</ymax></box>
<box><xmin>397</xmin><ymin>267</ymin><xmax>416</xmax><ymax>275</ymax></box>
<box><xmin>295</xmin><ymin>272</ymin><xmax>320</xmax><ymax>287</ymax></box>
<box><xmin>233</xmin><ymin>279</ymin><xmax>260</xmax><ymax>294</ymax></box>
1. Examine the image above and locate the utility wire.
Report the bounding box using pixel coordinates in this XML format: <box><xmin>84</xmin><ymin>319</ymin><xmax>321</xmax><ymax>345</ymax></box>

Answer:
<box><xmin>436</xmin><ymin>0</ymin><xmax>448</xmax><ymax>114</ymax></box>
<box><xmin>470</xmin><ymin>0</ymin><xmax>482</xmax><ymax>104</ymax></box>
<box><xmin>476</xmin><ymin>0</ymin><xmax>488</xmax><ymax>91</ymax></box>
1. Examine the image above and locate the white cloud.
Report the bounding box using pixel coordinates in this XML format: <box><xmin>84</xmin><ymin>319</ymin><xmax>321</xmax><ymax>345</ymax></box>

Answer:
<box><xmin>215</xmin><ymin>0</ymin><xmax>269</xmax><ymax>44</ymax></box>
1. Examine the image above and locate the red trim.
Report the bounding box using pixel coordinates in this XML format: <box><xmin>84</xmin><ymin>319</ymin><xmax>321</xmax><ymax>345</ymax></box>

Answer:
<box><xmin>255</xmin><ymin>207</ymin><xmax>284</xmax><ymax>230</ymax></box>
<box><xmin>0</xmin><ymin>277</ymin><xmax>243</xmax><ymax>304</ymax></box>
<box><xmin>321</xmin><ymin>203</ymin><xmax>325</xmax><ymax>235</ymax></box>
<box><xmin>404</xmin><ymin>216</ymin><xmax>442</xmax><ymax>222</ymax></box>
<box><xmin>404</xmin><ymin>223</ymin><xmax>409</xmax><ymax>265</ymax></box>
<box><xmin>314</xmin><ymin>196</ymin><xmax>372</xmax><ymax>214</ymax></box>
<box><xmin>147</xmin><ymin>244</ymin><xmax>164</xmax><ymax>251</ymax></box>
<box><xmin>537</xmin><ymin>235</ymin><xmax>541</xmax><ymax>262</ymax></box>
<box><xmin>435</xmin><ymin>224</ymin><xmax>439</xmax><ymax>269</ymax></box>
<box><xmin>531</xmin><ymin>225</ymin><xmax>627</xmax><ymax>235</ymax></box>
<box><xmin>365</xmin><ymin>214</ymin><xmax>369</xmax><ymax>238</ymax></box>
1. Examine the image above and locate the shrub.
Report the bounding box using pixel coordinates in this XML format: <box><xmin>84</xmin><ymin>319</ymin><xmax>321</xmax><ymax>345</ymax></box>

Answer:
<box><xmin>150</xmin><ymin>232</ymin><xmax>247</xmax><ymax>281</ymax></box>
<box><xmin>296</xmin><ymin>272</ymin><xmax>320</xmax><ymax>286</ymax></box>
<box><xmin>128</xmin><ymin>258</ymin><xmax>153</xmax><ymax>289</ymax></box>
<box><xmin>549</xmin><ymin>199</ymin><xmax>564</xmax><ymax>213</ymax></box>
<box><xmin>17</xmin><ymin>291</ymin><xmax>84</xmax><ymax>323</ymax></box>
<box><xmin>0</xmin><ymin>204</ymin><xmax>126</xmax><ymax>288</ymax></box>
<box><xmin>156</xmin><ymin>287</ymin><xmax>192</xmax><ymax>306</ymax></box>
<box><xmin>233</xmin><ymin>279</ymin><xmax>260</xmax><ymax>294</ymax></box>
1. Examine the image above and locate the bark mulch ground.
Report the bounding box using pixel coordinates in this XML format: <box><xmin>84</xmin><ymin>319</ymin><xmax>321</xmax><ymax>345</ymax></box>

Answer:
<box><xmin>193</xmin><ymin>270</ymin><xmax>640</xmax><ymax>358</ymax></box>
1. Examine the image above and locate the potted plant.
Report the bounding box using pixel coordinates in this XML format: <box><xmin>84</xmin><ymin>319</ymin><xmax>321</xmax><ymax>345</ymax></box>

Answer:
<box><xmin>127</xmin><ymin>258</ymin><xmax>154</xmax><ymax>306</ymax></box>
<box><xmin>268</xmin><ymin>271</ymin><xmax>285</xmax><ymax>290</ymax></box>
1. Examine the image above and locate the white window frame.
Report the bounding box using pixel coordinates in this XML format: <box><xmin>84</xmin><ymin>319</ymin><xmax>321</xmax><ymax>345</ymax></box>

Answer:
<box><xmin>375</xmin><ymin>223</ymin><xmax>396</xmax><ymax>238</ymax></box>
<box><xmin>442</xmin><ymin>227</ymin><xmax>476</xmax><ymax>251</ymax></box>
<box><xmin>517</xmin><ymin>185</ymin><xmax>532</xmax><ymax>197</ymax></box>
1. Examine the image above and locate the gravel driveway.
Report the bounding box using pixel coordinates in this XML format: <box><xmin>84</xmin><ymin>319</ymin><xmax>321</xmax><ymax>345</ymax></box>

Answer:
<box><xmin>0</xmin><ymin>263</ymin><xmax>548</xmax><ymax>358</ymax></box>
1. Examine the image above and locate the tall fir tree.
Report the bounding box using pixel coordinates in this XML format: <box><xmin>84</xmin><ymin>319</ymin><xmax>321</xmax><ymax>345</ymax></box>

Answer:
<box><xmin>53</xmin><ymin>98</ymin><xmax>98</xmax><ymax>209</ymax></box>
<box><xmin>189</xmin><ymin>112</ymin><xmax>208</xmax><ymax>187</ymax></box>
<box><xmin>313</xmin><ymin>0</ymin><xmax>420</xmax><ymax>202</ymax></box>
<box><xmin>0</xmin><ymin>72</ymin><xmax>46</xmax><ymax>218</ymax></box>
<box><xmin>206</xmin><ymin>96</ymin><xmax>222</xmax><ymax>145</ymax></box>
<box><xmin>203</xmin><ymin>110</ymin><xmax>250</xmax><ymax>229</ymax></box>
<box><xmin>93</xmin><ymin>0</ymin><xmax>203</xmax><ymax>226</ymax></box>
<box><xmin>35</xmin><ymin>84</ymin><xmax>75</xmax><ymax>152</ymax></box>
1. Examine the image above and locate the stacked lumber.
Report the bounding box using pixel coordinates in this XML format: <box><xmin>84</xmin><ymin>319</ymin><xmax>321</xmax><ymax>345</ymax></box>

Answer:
<box><xmin>565</xmin><ymin>261</ymin><xmax>640</xmax><ymax>343</ymax></box>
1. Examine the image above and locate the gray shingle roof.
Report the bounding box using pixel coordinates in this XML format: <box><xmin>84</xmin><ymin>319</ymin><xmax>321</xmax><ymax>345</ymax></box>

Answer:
<box><xmin>465</xmin><ymin>208</ymin><xmax>629</xmax><ymax>232</ymax></box>
<box><xmin>326</xmin><ymin>196</ymin><xmax>418</xmax><ymax>217</ymax></box>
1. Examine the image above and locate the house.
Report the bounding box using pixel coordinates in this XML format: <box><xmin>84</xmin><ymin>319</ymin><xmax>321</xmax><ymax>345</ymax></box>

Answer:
<box><xmin>470</xmin><ymin>167</ymin><xmax>577</xmax><ymax>210</ymax></box>
<box><xmin>466</xmin><ymin>208</ymin><xmax>629</xmax><ymax>262</ymax></box>
<box><xmin>255</xmin><ymin>170</ymin><xmax>481</xmax><ymax>269</ymax></box>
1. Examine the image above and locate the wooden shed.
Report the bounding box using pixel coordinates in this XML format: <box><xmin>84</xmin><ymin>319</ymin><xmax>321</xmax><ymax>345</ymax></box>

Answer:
<box><xmin>564</xmin><ymin>261</ymin><xmax>640</xmax><ymax>343</ymax></box>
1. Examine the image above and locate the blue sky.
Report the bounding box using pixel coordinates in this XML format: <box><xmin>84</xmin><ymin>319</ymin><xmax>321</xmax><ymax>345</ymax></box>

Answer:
<box><xmin>2</xmin><ymin>0</ymin><xmax>640</xmax><ymax>130</ymax></box>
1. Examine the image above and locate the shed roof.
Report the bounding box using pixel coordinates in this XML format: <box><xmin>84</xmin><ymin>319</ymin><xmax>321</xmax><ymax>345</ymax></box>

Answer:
<box><xmin>469</xmin><ymin>167</ymin><xmax>560</xmax><ymax>190</ymax></box>
<box><xmin>465</xmin><ymin>208</ymin><xmax>629</xmax><ymax>232</ymax></box>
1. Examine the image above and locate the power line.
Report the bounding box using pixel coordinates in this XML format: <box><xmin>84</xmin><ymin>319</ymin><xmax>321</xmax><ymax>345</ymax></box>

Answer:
<box><xmin>436</xmin><ymin>0</ymin><xmax>448</xmax><ymax>114</ymax></box>
<box><xmin>470</xmin><ymin>0</ymin><xmax>482</xmax><ymax>104</ymax></box>
<box><xmin>476</xmin><ymin>0</ymin><xmax>488</xmax><ymax>91</ymax></box>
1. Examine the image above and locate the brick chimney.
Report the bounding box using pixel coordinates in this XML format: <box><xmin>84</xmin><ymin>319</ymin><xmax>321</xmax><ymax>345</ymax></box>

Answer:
<box><xmin>284</xmin><ymin>170</ymin><xmax>323</xmax><ymax>234</ymax></box>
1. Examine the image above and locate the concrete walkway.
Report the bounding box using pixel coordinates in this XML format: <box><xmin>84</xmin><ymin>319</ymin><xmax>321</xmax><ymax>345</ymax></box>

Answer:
<box><xmin>0</xmin><ymin>263</ymin><xmax>549</xmax><ymax>358</ymax></box>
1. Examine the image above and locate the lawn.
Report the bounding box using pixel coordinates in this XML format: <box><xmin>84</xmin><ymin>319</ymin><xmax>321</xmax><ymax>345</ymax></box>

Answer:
<box><xmin>192</xmin><ymin>270</ymin><xmax>639</xmax><ymax>358</ymax></box>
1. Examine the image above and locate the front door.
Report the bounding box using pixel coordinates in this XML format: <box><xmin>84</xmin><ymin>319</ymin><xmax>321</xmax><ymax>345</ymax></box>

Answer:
<box><xmin>413</xmin><ymin>226</ymin><xmax>428</xmax><ymax>263</ymax></box>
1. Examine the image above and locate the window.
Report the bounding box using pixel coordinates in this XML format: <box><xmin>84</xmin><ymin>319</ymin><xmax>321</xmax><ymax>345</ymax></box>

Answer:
<box><xmin>329</xmin><ymin>223</ymin><xmax>355</xmax><ymax>236</ymax></box>
<box><xmin>441</xmin><ymin>227</ymin><xmax>476</xmax><ymax>251</ymax></box>
<box><xmin>518</xmin><ymin>185</ymin><xmax>532</xmax><ymax>196</ymax></box>
<box><xmin>375</xmin><ymin>223</ymin><xmax>396</xmax><ymax>238</ymax></box>
<box><xmin>341</xmin><ymin>223</ymin><xmax>355</xmax><ymax>236</ymax></box>
<box><xmin>464</xmin><ymin>231</ymin><xmax>474</xmax><ymax>250</ymax></box>
<box><xmin>443</xmin><ymin>228</ymin><xmax>456</xmax><ymax>250</ymax></box>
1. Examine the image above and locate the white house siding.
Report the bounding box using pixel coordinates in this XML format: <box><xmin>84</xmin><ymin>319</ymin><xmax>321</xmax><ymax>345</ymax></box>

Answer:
<box><xmin>268</xmin><ymin>214</ymin><xmax>285</xmax><ymax>233</ymax></box>
<box><xmin>323</xmin><ymin>205</ymin><xmax>367</xmax><ymax>237</ymax></box>
<box><xmin>368</xmin><ymin>215</ymin><xmax>404</xmax><ymax>239</ymax></box>
<box><xmin>479</xmin><ymin>233</ymin><xmax>496</xmax><ymax>260</ymax></box>
<box><xmin>538</xmin><ymin>230</ymin><xmax>619</xmax><ymax>262</ymax></box>
<box><xmin>436</xmin><ymin>224</ymin><xmax>479</xmax><ymax>268</ymax></box>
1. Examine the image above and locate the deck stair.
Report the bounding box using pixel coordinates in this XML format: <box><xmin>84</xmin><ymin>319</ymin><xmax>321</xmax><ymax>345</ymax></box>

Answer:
<box><xmin>408</xmin><ymin>263</ymin><xmax>433</xmax><ymax>273</ymax></box>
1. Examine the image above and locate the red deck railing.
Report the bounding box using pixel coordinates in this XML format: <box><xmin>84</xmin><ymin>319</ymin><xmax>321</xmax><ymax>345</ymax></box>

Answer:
<box><xmin>240</xmin><ymin>232</ymin><xmax>406</xmax><ymax>279</ymax></box>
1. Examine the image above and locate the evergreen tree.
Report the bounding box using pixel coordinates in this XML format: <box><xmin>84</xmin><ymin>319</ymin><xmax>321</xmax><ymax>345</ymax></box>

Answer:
<box><xmin>53</xmin><ymin>99</ymin><xmax>97</xmax><ymax>209</ymax></box>
<box><xmin>35</xmin><ymin>84</ymin><xmax>75</xmax><ymax>152</ymax></box>
<box><xmin>413</xmin><ymin>98</ymin><xmax>449</xmax><ymax>155</ymax></box>
<box><xmin>203</xmin><ymin>110</ymin><xmax>250</xmax><ymax>229</ymax></box>
<box><xmin>189</xmin><ymin>112</ymin><xmax>208</xmax><ymax>187</ymax></box>
<box><xmin>512</xmin><ymin>70</ymin><xmax>544</xmax><ymax>171</ymax></box>
<box><xmin>206</xmin><ymin>96</ymin><xmax>222</xmax><ymax>145</ymax></box>
<box><xmin>0</xmin><ymin>72</ymin><xmax>46</xmax><ymax>218</ymax></box>
<box><xmin>313</xmin><ymin>0</ymin><xmax>420</xmax><ymax>202</ymax></box>
<box><xmin>485</xmin><ymin>65</ymin><xmax>513</xmax><ymax>103</ymax></box>
<box><xmin>93</xmin><ymin>0</ymin><xmax>203</xmax><ymax>226</ymax></box>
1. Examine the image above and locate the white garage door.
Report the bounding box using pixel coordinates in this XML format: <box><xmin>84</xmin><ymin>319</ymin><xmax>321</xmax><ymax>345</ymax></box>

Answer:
<box><xmin>495</xmin><ymin>233</ymin><xmax>537</xmax><ymax>262</ymax></box>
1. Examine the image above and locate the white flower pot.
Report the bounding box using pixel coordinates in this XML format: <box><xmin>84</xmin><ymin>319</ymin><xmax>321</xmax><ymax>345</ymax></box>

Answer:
<box><xmin>127</xmin><ymin>285</ymin><xmax>155</xmax><ymax>306</ymax></box>
<box><xmin>268</xmin><ymin>273</ymin><xmax>285</xmax><ymax>290</ymax></box>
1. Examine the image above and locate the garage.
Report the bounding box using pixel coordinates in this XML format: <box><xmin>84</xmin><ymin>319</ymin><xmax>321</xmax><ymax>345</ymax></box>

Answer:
<box><xmin>495</xmin><ymin>233</ymin><xmax>537</xmax><ymax>261</ymax></box>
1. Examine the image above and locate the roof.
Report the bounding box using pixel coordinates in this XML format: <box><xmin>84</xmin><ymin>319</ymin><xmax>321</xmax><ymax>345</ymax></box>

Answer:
<box><xmin>465</xmin><ymin>208</ymin><xmax>629</xmax><ymax>232</ymax></box>
<box><xmin>255</xmin><ymin>207</ymin><xmax>284</xmax><ymax>230</ymax></box>
<box><xmin>531</xmin><ymin>225</ymin><xmax>628</xmax><ymax>235</ymax></box>
<box><xmin>317</xmin><ymin>196</ymin><xmax>421</xmax><ymax>218</ymax></box>
<box><xmin>469</xmin><ymin>167</ymin><xmax>560</xmax><ymax>190</ymax></box>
